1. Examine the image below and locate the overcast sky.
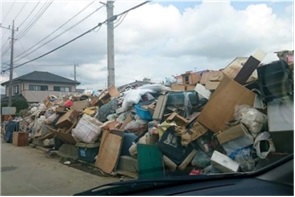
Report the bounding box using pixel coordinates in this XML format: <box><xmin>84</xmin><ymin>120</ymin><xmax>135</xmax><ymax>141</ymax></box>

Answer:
<box><xmin>0</xmin><ymin>0</ymin><xmax>293</xmax><ymax>93</ymax></box>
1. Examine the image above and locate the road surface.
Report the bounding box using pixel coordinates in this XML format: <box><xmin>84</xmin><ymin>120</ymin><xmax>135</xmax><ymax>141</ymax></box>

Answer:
<box><xmin>1</xmin><ymin>138</ymin><xmax>119</xmax><ymax>196</ymax></box>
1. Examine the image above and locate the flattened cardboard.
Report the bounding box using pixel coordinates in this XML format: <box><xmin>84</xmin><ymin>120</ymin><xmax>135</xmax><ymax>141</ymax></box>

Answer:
<box><xmin>197</xmin><ymin>75</ymin><xmax>255</xmax><ymax>133</ymax></box>
<box><xmin>95</xmin><ymin>130</ymin><xmax>124</xmax><ymax>174</ymax></box>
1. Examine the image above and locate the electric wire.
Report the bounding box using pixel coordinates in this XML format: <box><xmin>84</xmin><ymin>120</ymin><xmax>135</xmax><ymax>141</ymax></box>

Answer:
<box><xmin>13</xmin><ymin>1</ymin><xmax>28</xmax><ymax>22</ymax></box>
<box><xmin>16</xmin><ymin>1</ymin><xmax>52</xmax><ymax>39</ymax></box>
<box><xmin>18</xmin><ymin>1</ymin><xmax>41</xmax><ymax>28</ymax></box>
<box><xmin>114</xmin><ymin>12</ymin><xmax>128</xmax><ymax>29</ymax></box>
<box><xmin>2</xmin><ymin>1</ymin><xmax>16</xmax><ymax>24</ymax></box>
<box><xmin>2</xmin><ymin>1</ymin><xmax>150</xmax><ymax>72</ymax></box>
<box><xmin>14</xmin><ymin>4</ymin><xmax>104</xmax><ymax>64</ymax></box>
<box><xmin>16</xmin><ymin>1</ymin><xmax>53</xmax><ymax>40</ymax></box>
<box><xmin>13</xmin><ymin>1</ymin><xmax>96</xmax><ymax>63</ymax></box>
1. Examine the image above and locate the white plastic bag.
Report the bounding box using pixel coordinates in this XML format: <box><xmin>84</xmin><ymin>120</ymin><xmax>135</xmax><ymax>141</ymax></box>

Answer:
<box><xmin>72</xmin><ymin>114</ymin><xmax>103</xmax><ymax>143</ymax></box>
<box><xmin>235</xmin><ymin>105</ymin><xmax>267</xmax><ymax>137</ymax></box>
<box><xmin>45</xmin><ymin>113</ymin><xmax>58</xmax><ymax>124</ymax></box>
<box><xmin>253</xmin><ymin>132</ymin><xmax>276</xmax><ymax>159</ymax></box>
<box><xmin>117</xmin><ymin>89</ymin><xmax>155</xmax><ymax>113</ymax></box>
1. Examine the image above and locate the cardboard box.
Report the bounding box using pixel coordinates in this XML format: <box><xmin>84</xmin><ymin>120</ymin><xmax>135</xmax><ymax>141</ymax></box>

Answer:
<box><xmin>166</xmin><ymin>112</ymin><xmax>188</xmax><ymax>126</ymax></box>
<box><xmin>171</xmin><ymin>84</ymin><xmax>196</xmax><ymax>91</ymax></box>
<box><xmin>197</xmin><ymin>75</ymin><xmax>255</xmax><ymax>132</ymax></box>
<box><xmin>55</xmin><ymin>106</ymin><xmax>66</xmax><ymax>114</ymax></box>
<box><xmin>171</xmin><ymin>84</ymin><xmax>186</xmax><ymax>91</ymax></box>
<box><xmin>71</xmin><ymin>100</ymin><xmax>89</xmax><ymax>112</ymax></box>
<box><xmin>217</xmin><ymin>123</ymin><xmax>246</xmax><ymax>144</ymax></box>
<box><xmin>92</xmin><ymin>85</ymin><xmax>120</xmax><ymax>107</ymax></box>
<box><xmin>200</xmin><ymin>71</ymin><xmax>223</xmax><ymax>85</ymax></box>
<box><xmin>210</xmin><ymin>150</ymin><xmax>239</xmax><ymax>173</ymax></box>
<box><xmin>190</xmin><ymin>121</ymin><xmax>208</xmax><ymax>140</ymax></box>
<box><xmin>12</xmin><ymin>132</ymin><xmax>29</xmax><ymax>146</ymax></box>
<box><xmin>55</xmin><ymin>109</ymin><xmax>79</xmax><ymax>128</ymax></box>
<box><xmin>205</xmin><ymin>81</ymin><xmax>220</xmax><ymax>91</ymax></box>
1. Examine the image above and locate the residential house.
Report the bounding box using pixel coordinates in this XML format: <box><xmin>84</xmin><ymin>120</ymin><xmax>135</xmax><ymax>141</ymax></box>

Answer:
<box><xmin>1</xmin><ymin>71</ymin><xmax>80</xmax><ymax>103</ymax></box>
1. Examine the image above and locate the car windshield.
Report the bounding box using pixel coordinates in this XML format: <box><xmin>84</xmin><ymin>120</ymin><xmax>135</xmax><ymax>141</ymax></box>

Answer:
<box><xmin>1</xmin><ymin>0</ymin><xmax>293</xmax><ymax>196</ymax></box>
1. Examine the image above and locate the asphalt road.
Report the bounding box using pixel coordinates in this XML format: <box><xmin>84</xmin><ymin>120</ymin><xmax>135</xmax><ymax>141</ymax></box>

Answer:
<box><xmin>0</xmin><ymin>138</ymin><xmax>119</xmax><ymax>196</ymax></box>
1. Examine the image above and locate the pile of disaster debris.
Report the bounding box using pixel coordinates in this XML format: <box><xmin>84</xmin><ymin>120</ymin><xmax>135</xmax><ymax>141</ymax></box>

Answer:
<box><xmin>2</xmin><ymin>50</ymin><xmax>293</xmax><ymax>179</ymax></box>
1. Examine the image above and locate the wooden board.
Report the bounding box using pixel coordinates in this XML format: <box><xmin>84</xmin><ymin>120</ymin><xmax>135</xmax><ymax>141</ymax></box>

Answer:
<box><xmin>95</xmin><ymin>130</ymin><xmax>124</xmax><ymax>174</ymax></box>
<box><xmin>197</xmin><ymin>75</ymin><xmax>255</xmax><ymax>133</ymax></box>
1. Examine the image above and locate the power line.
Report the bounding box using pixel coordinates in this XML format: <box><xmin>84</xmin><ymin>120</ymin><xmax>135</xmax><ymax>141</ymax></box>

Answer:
<box><xmin>2</xmin><ymin>1</ymin><xmax>150</xmax><ymax>72</ymax></box>
<box><xmin>114</xmin><ymin>12</ymin><xmax>128</xmax><ymax>29</ymax></box>
<box><xmin>13</xmin><ymin>1</ymin><xmax>28</xmax><ymax>21</ymax></box>
<box><xmin>16</xmin><ymin>1</ymin><xmax>53</xmax><ymax>40</ymax></box>
<box><xmin>13</xmin><ymin>1</ymin><xmax>97</xmax><ymax>63</ymax></box>
<box><xmin>13</xmin><ymin>4</ymin><xmax>104</xmax><ymax>64</ymax></box>
<box><xmin>18</xmin><ymin>1</ymin><xmax>41</xmax><ymax>28</ymax></box>
<box><xmin>9</xmin><ymin>22</ymin><xmax>106</xmax><ymax>71</ymax></box>
<box><xmin>2</xmin><ymin>1</ymin><xmax>16</xmax><ymax>24</ymax></box>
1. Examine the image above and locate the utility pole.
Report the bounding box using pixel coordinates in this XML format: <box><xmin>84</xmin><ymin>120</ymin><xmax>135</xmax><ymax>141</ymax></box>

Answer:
<box><xmin>106</xmin><ymin>1</ymin><xmax>115</xmax><ymax>87</ymax></box>
<box><xmin>74</xmin><ymin>62</ymin><xmax>78</xmax><ymax>81</ymax></box>
<box><xmin>8</xmin><ymin>21</ymin><xmax>16</xmax><ymax>106</ymax></box>
<box><xmin>0</xmin><ymin>20</ymin><xmax>17</xmax><ymax>106</ymax></box>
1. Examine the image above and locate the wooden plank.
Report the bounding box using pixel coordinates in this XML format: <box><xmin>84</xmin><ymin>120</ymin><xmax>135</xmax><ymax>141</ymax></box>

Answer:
<box><xmin>234</xmin><ymin>50</ymin><xmax>266</xmax><ymax>84</ymax></box>
<box><xmin>95</xmin><ymin>130</ymin><xmax>124</xmax><ymax>174</ymax></box>
<box><xmin>197</xmin><ymin>75</ymin><xmax>255</xmax><ymax>132</ymax></box>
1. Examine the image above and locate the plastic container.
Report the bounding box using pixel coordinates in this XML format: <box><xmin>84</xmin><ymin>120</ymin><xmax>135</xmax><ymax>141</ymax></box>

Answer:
<box><xmin>135</xmin><ymin>104</ymin><xmax>153</xmax><ymax>120</ymax></box>
<box><xmin>76</xmin><ymin>142</ymin><xmax>100</xmax><ymax>163</ymax></box>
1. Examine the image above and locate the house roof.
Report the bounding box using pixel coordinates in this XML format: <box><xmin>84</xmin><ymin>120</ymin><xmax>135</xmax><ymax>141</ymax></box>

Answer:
<box><xmin>1</xmin><ymin>71</ymin><xmax>80</xmax><ymax>86</ymax></box>
<box><xmin>118</xmin><ymin>80</ymin><xmax>153</xmax><ymax>91</ymax></box>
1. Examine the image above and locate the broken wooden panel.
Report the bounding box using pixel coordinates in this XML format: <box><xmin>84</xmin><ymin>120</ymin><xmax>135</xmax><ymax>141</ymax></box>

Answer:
<box><xmin>234</xmin><ymin>49</ymin><xmax>266</xmax><ymax>85</ymax></box>
<box><xmin>95</xmin><ymin>130</ymin><xmax>124</xmax><ymax>174</ymax></box>
<box><xmin>197</xmin><ymin>75</ymin><xmax>255</xmax><ymax>133</ymax></box>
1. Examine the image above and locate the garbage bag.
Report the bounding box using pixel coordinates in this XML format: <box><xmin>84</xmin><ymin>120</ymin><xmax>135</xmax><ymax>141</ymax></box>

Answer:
<box><xmin>229</xmin><ymin>146</ymin><xmax>256</xmax><ymax>172</ymax></box>
<box><xmin>253</xmin><ymin>132</ymin><xmax>276</xmax><ymax>159</ymax></box>
<box><xmin>234</xmin><ymin>105</ymin><xmax>267</xmax><ymax>137</ymax></box>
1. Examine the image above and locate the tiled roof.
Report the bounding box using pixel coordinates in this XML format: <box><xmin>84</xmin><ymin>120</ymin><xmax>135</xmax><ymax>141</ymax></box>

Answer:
<box><xmin>1</xmin><ymin>71</ymin><xmax>80</xmax><ymax>86</ymax></box>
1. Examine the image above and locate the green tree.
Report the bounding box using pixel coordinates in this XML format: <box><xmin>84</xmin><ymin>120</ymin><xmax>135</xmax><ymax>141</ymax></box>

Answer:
<box><xmin>11</xmin><ymin>96</ymin><xmax>29</xmax><ymax>113</ymax></box>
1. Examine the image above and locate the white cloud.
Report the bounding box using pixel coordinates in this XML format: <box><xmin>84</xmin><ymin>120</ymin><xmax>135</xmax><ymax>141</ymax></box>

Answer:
<box><xmin>1</xmin><ymin>0</ymin><xmax>293</xmax><ymax>93</ymax></box>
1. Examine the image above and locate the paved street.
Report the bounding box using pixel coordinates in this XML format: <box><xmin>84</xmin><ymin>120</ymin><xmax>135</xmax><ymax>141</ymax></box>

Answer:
<box><xmin>1</xmin><ymin>139</ymin><xmax>119</xmax><ymax>196</ymax></box>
